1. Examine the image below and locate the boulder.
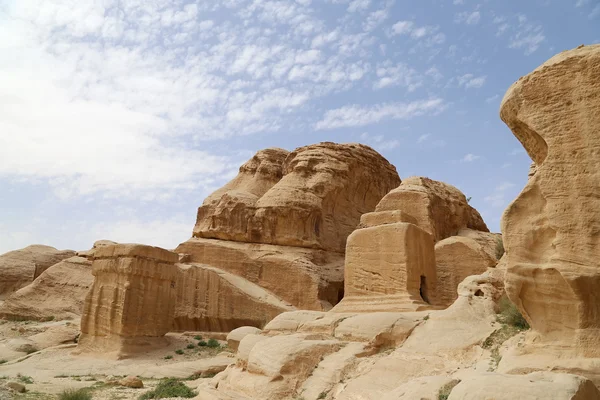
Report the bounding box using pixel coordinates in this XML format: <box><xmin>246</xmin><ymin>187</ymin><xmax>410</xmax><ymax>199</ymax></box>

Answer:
<box><xmin>5</xmin><ymin>382</ymin><xmax>25</xmax><ymax>393</ymax></box>
<box><xmin>118</xmin><ymin>376</ymin><xmax>144</xmax><ymax>389</ymax></box>
<box><xmin>500</xmin><ymin>44</ymin><xmax>600</xmax><ymax>354</ymax></box>
<box><xmin>227</xmin><ymin>327</ymin><xmax>262</xmax><ymax>352</ymax></box>
<box><xmin>77</xmin><ymin>244</ymin><xmax>179</xmax><ymax>358</ymax></box>
<box><xmin>0</xmin><ymin>245</ymin><xmax>75</xmax><ymax>299</ymax></box>
<box><xmin>0</xmin><ymin>256</ymin><xmax>93</xmax><ymax>321</ymax></box>
<box><xmin>29</xmin><ymin>324</ymin><xmax>80</xmax><ymax>349</ymax></box>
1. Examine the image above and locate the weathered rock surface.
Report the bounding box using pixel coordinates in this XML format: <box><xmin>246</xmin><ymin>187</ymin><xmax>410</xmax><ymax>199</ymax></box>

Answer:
<box><xmin>431</xmin><ymin>236</ymin><xmax>497</xmax><ymax>307</ymax></box>
<box><xmin>500</xmin><ymin>44</ymin><xmax>600</xmax><ymax>355</ymax></box>
<box><xmin>0</xmin><ymin>256</ymin><xmax>93</xmax><ymax>321</ymax></box>
<box><xmin>0</xmin><ymin>245</ymin><xmax>75</xmax><ymax>299</ymax></box>
<box><xmin>226</xmin><ymin>327</ymin><xmax>262</xmax><ymax>352</ymax></box>
<box><xmin>193</xmin><ymin>143</ymin><xmax>400</xmax><ymax>253</ymax></box>
<box><xmin>76</xmin><ymin>240</ymin><xmax>118</xmax><ymax>259</ymax></box>
<box><xmin>176</xmin><ymin>238</ymin><xmax>344</xmax><ymax>312</ymax></box>
<box><xmin>173</xmin><ymin>263</ymin><xmax>295</xmax><ymax>332</ymax></box>
<box><xmin>77</xmin><ymin>244</ymin><xmax>179</xmax><ymax>358</ymax></box>
<box><xmin>375</xmin><ymin>176</ymin><xmax>488</xmax><ymax>242</ymax></box>
<box><xmin>332</xmin><ymin>222</ymin><xmax>436</xmax><ymax>313</ymax></box>
<box><xmin>448</xmin><ymin>372</ymin><xmax>600</xmax><ymax>400</ymax></box>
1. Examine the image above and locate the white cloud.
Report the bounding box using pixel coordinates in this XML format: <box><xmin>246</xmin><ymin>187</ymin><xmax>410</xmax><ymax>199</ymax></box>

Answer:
<box><xmin>590</xmin><ymin>4</ymin><xmax>600</xmax><ymax>18</ymax></box>
<box><xmin>348</xmin><ymin>0</ymin><xmax>371</xmax><ymax>12</ymax></box>
<box><xmin>417</xmin><ymin>134</ymin><xmax>431</xmax><ymax>143</ymax></box>
<box><xmin>486</xmin><ymin>94</ymin><xmax>500</xmax><ymax>103</ymax></box>
<box><xmin>495</xmin><ymin>14</ymin><xmax>546</xmax><ymax>55</ymax></box>
<box><xmin>455</xmin><ymin>74</ymin><xmax>487</xmax><ymax>89</ymax></box>
<box><xmin>363</xmin><ymin>9</ymin><xmax>389</xmax><ymax>31</ymax></box>
<box><xmin>453</xmin><ymin>0</ymin><xmax>465</xmax><ymax>4</ymax></box>
<box><xmin>316</xmin><ymin>98</ymin><xmax>446</xmax><ymax>130</ymax></box>
<box><xmin>359</xmin><ymin>132</ymin><xmax>400</xmax><ymax>152</ymax></box>
<box><xmin>374</xmin><ymin>62</ymin><xmax>422</xmax><ymax>91</ymax></box>
<box><xmin>485</xmin><ymin>182</ymin><xmax>515</xmax><ymax>207</ymax></box>
<box><xmin>425</xmin><ymin>67</ymin><xmax>444</xmax><ymax>82</ymax></box>
<box><xmin>390</xmin><ymin>20</ymin><xmax>445</xmax><ymax>44</ymax></box>
<box><xmin>509</xmin><ymin>148</ymin><xmax>525</xmax><ymax>156</ymax></box>
<box><xmin>455</xmin><ymin>11</ymin><xmax>481</xmax><ymax>25</ymax></box>
<box><xmin>461</xmin><ymin>153</ymin><xmax>481</xmax><ymax>162</ymax></box>
<box><xmin>576</xmin><ymin>0</ymin><xmax>590</xmax><ymax>6</ymax></box>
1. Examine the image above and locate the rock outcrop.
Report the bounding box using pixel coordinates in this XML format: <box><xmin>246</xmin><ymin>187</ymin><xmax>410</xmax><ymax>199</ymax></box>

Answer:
<box><xmin>375</xmin><ymin>177</ymin><xmax>488</xmax><ymax>242</ymax></box>
<box><xmin>0</xmin><ymin>256</ymin><xmax>93</xmax><ymax>321</ymax></box>
<box><xmin>0</xmin><ymin>245</ymin><xmax>75</xmax><ymax>299</ymax></box>
<box><xmin>500</xmin><ymin>44</ymin><xmax>600</xmax><ymax>355</ymax></box>
<box><xmin>175</xmin><ymin>142</ymin><xmax>401</xmax><ymax>328</ymax></box>
<box><xmin>332</xmin><ymin>177</ymin><xmax>495</xmax><ymax>313</ymax></box>
<box><xmin>77</xmin><ymin>244</ymin><xmax>179</xmax><ymax>358</ymax></box>
<box><xmin>193</xmin><ymin>143</ymin><xmax>401</xmax><ymax>252</ymax></box>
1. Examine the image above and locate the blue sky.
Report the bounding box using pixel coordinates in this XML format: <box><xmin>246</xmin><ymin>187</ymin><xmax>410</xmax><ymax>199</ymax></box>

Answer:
<box><xmin>0</xmin><ymin>0</ymin><xmax>599</xmax><ymax>253</ymax></box>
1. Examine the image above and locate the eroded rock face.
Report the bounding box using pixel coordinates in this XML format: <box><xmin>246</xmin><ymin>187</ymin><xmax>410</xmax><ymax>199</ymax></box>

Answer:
<box><xmin>500</xmin><ymin>44</ymin><xmax>600</xmax><ymax>353</ymax></box>
<box><xmin>78</xmin><ymin>244</ymin><xmax>179</xmax><ymax>358</ymax></box>
<box><xmin>376</xmin><ymin>177</ymin><xmax>488</xmax><ymax>242</ymax></box>
<box><xmin>193</xmin><ymin>142</ymin><xmax>401</xmax><ymax>253</ymax></box>
<box><xmin>0</xmin><ymin>245</ymin><xmax>75</xmax><ymax>299</ymax></box>
<box><xmin>332</xmin><ymin>176</ymin><xmax>493</xmax><ymax>313</ymax></box>
<box><xmin>0</xmin><ymin>256</ymin><xmax>93</xmax><ymax>321</ymax></box>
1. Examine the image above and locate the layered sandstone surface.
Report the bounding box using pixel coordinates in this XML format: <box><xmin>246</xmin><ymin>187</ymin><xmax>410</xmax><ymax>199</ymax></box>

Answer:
<box><xmin>0</xmin><ymin>245</ymin><xmax>75</xmax><ymax>299</ymax></box>
<box><xmin>193</xmin><ymin>143</ymin><xmax>400</xmax><ymax>252</ymax></box>
<box><xmin>500</xmin><ymin>44</ymin><xmax>600</xmax><ymax>355</ymax></box>
<box><xmin>333</xmin><ymin>177</ymin><xmax>496</xmax><ymax>313</ymax></box>
<box><xmin>0</xmin><ymin>256</ymin><xmax>93</xmax><ymax>321</ymax></box>
<box><xmin>176</xmin><ymin>142</ymin><xmax>401</xmax><ymax>327</ymax></box>
<box><xmin>78</xmin><ymin>244</ymin><xmax>179</xmax><ymax>358</ymax></box>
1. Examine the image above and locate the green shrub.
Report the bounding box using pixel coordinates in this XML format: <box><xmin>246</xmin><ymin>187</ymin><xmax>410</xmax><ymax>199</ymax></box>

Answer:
<box><xmin>495</xmin><ymin>237</ymin><xmax>505</xmax><ymax>259</ymax></box>
<box><xmin>58</xmin><ymin>388</ymin><xmax>92</xmax><ymax>400</ymax></box>
<box><xmin>198</xmin><ymin>340</ymin><xmax>207</xmax><ymax>347</ymax></box>
<box><xmin>175</xmin><ymin>349</ymin><xmax>184</xmax><ymax>355</ymax></box>
<box><xmin>438</xmin><ymin>380</ymin><xmax>460</xmax><ymax>400</ymax></box>
<box><xmin>207</xmin><ymin>339</ymin><xmax>220</xmax><ymax>348</ymax></box>
<box><xmin>193</xmin><ymin>335</ymin><xmax>202</xmax><ymax>341</ymax></box>
<box><xmin>164</xmin><ymin>355</ymin><xmax>173</xmax><ymax>360</ymax></box>
<box><xmin>0</xmin><ymin>360</ymin><xmax>7</xmax><ymax>365</ymax></box>
<box><xmin>139</xmin><ymin>378</ymin><xmax>196</xmax><ymax>399</ymax></box>
<box><xmin>498</xmin><ymin>296</ymin><xmax>529</xmax><ymax>330</ymax></box>
<box><xmin>17</xmin><ymin>374</ymin><xmax>34</xmax><ymax>384</ymax></box>
<box><xmin>186</xmin><ymin>343</ymin><xmax>195</xmax><ymax>349</ymax></box>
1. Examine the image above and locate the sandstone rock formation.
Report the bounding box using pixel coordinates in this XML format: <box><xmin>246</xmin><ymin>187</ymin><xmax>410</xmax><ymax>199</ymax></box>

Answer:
<box><xmin>0</xmin><ymin>256</ymin><xmax>93</xmax><ymax>321</ymax></box>
<box><xmin>193</xmin><ymin>143</ymin><xmax>401</xmax><ymax>252</ymax></box>
<box><xmin>500</xmin><ymin>44</ymin><xmax>600</xmax><ymax>355</ymax></box>
<box><xmin>332</xmin><ymin>177</ymin><xmax>495</xmax><ymax>313</ymax></box>
<box><xmin>174</xmin><ymin>142</ymin><xmax>401</xmax><ymax>328</ymax></box>
<box><xmin>375</xmin><ymin>176</ymin><xmax>488</xmax><ymax>242</ymax></box>
<box><xmin>77</xmin><ymin>244</ymin><xmax>179</xmax><ymax>358</ymax></box>
<box><xmin>0</xmin><ymin>245</ymin><xmax>75</xmax><ymax>299</ymax></box>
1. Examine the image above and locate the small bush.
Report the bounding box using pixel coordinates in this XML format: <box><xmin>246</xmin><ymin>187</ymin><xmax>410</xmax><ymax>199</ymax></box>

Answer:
<box><xmin>495</xmin><ymin>237</ymin><xmax>505</xmax><ymax>260</ymax></box>
<box><xmin>207</xmin><ymin>339</ymin><xmax>220</xmax><ymax>348</ymax></box>
<box><xmin>164</xmin><ymin>355</ymin><xmax>173</xmax><ymax>360</ymax></box>
<box><xmin>498</xmin><ymin>296</ymin><xmax>529</xmax><ymax>330</ymax></box>
<box><xmin>198</xmin><ymin>340</ymin><xmax>207</xmax><ymax>347</ymax></box>
<box><xmin>175</xmin><ymin>349</ymin><xmax>184</xmax><ymax>355</ymax></box>
<box><xmin>194</xmin><ymin>335</ymin><xmax>202</xmax><ymax>341</ymax></box>
<box><xmin>17</xmin><ymin>374</ymin><xmax>34</xmax><ymax>384</ymax></box>
<box><xmin>317</xmin><ymin>391</ymin><xmax>328</xmax><ymax>399</ymax></box>
<box><xmin>59</xmin><ymin>388</ymin><xmax>92</xmax><ymax>400</ymax></box>
<box><xmin>0</xmin><ymin>360</ymin><xmax>6</xmax><ymax>365</ymax></box>
<box><xmin>438</xmin><ymin>380</ymin><xmax>460</xmax><ymax>400</ymax></box>
<box><xmin>186</xmin><ymin>343</ymin><xmax>195</xmax><ymax>349</ymax></box>
<box><xmin>139</xmin><ymin>378</ymin><xmax>196</xmax><ymax>400</ymax></box>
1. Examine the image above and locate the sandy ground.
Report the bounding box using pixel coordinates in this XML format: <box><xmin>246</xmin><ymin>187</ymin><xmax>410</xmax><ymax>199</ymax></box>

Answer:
<box><xmin>0</xmin><ymin>320</ymin><xmax>234</xmax><ymax>400</ymax></box>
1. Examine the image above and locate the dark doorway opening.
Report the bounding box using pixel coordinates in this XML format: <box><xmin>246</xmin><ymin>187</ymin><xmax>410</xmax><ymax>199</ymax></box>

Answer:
<box><xmin>420</xmin><ymin>275</ymin><xmax>430</xmax><ymax>304</ymax></box>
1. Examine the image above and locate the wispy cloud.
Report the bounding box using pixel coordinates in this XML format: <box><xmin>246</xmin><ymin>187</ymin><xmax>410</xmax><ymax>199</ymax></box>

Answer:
<box><xmin>495</xmin><ymin>14</ymin><xmax>546</xmax><ymax>55</ymax></box>
<box><xmin>390</xmin><ymin>20</ymin><xmax>446</xmax><ymax>45</ymax></box>
<box><xmin>455</xmin><ymin>11</ymin><xmax>481</xmax><ymax>25</ymax></box>
<box><xmin>461</xmin><ymin>153</ymin><xmax>481</xmax><ymax>162</ymax></box>
<box><xmin>374</xmin><ymin>62</ymin><xmax>422</xmax><ymax>91</ymax></box>
<box><xmin>315</xmin><ymin>98</ymin><xmax>446</xmax><ymax>130</ymax></box>
<box><xmin>359</xmin><ymin>132</ymin><xmax>400</xmax><ymax>152</ymax></box>
<box><xmin>453</xmin><ymin>73</ymin><xmax>487</xmax><ymax>89</ymax></box>
<box><xmin>485</xmin><ymin>182</ymin><xmax>516</xmax><ymax>207</ymax></box>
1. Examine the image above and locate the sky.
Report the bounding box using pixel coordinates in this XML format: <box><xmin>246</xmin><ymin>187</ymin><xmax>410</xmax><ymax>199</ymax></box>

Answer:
<box><xmin>0</xmin><ymin>0</ymin><xmax>599</xmax><ymax>254</ymax></box>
